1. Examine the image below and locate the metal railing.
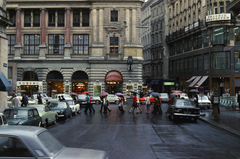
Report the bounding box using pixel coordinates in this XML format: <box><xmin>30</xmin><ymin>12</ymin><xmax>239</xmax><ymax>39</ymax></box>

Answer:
<box><xmin>220</xmin><ymin>96</ymin><xmax>239</xmax><ymax>110</ymax></box>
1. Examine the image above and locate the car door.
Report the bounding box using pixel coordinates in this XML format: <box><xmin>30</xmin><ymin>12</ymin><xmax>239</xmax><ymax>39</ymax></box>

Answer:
<box><xmin>33</xmin><ymin>109</ymin><xmax>41</xmax><ymax>126</ymax></box>
<box><xmin>45</xmin><ymin>106</ymin><xmax>53</xmax><ymax>123</ymax></box>
<box><xmin>28</xmin><ymin>110</ymin><xmax>34</xmax><ymax>126</ymax></box>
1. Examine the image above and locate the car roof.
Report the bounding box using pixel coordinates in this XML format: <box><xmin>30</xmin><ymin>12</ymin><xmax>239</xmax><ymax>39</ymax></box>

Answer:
<box><xmin>4</xmin><ymin>107</ymin><xmax>37</xmax><ymax>110</ymax></box>
<box><xmin>174</xmin><ymin>98</ymin><xmax>193</xmax><ymax>102</ymax></box>
<box><xmin>28</xmin><ymin>104</ymin><xmax>46</xmax><ymax>107</ymax></box>
<box><xmin>0</xmin><ymin>125</ymin><xmax>45</xmax><ymax>136</ymax></box>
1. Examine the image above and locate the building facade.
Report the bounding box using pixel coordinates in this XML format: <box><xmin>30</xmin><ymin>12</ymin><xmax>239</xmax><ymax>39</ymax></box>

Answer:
<box><xmin>6</xmin><ymin>0</ymin><xmax>144</xmax><ymax>98</ymax></box>
<box><xmin>141</xmin><ymin>0</ymin><xmax>171</xmax><ymax>93</ymax></box>
<box><xmin>166</xmin><ymin>0</ymin><xmax>240</xmax><ymax>96</ymax></box>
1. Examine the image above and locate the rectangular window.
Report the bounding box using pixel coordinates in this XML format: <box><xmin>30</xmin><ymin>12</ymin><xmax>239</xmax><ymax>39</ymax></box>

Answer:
<box><xmin>24</xmin><ymin>9</ymin><xmax>31</xmax><ymax>27</ymax></box>
<box><xmin>214</xmin><ymin>3</ymin><xmax>218</xmax><ymax>14</ymax></box>
<box><xmin>212</xmin><ymin>26</ymin><xmax>230</xmax><ymax>45</ymax></box>
<box><xmin>24</xmin><ymin>35</ymin><xmax>40</xmax><ymax>54</ymax></box>
<box><xmin>33</xmin><ymin>10</ymin><xmax>40</xmax><ymax>27</ymax></box>
<box><xmin>110</xmin><ymin>37</ymin><xmax>118</xmax><ymax>53</ymax></box>
<box><xmin>226</xmin><ymin>1</ymin><xmax>230</xmax><ymax>13</ymax></box>
<box><xmin>204</xmin><ymin>54</ymin><xmax>210</xmax><ymax>70</ymax></box>
<box><xmin>176</xmin><ymin>60</ymin><xmax>179</xmax><ymax>73</ymax></box>
<box><xmin>111</xmin><ymin>10</ymin><xmax>118</xmax><ymax>22</ymax></box>
<box><xmin>82</xmin><ymin>9</ymin><xmax>89</xmax><ymax>27</ymax></box>
<box><xmin>9</xmin><ymin>9</ymin><xmax>16</xmax><ymax>27</ymax></box>
<box><xmin>193</xmin><ymin>56</ymin><xmax>198</xmax><ymax>70</ymax></box>
<box><xmin>7</xmin><ymin>35</ymin><xmax>15</xmax><ymax>54</ymax></box>
<box><xmin>73</xmin><ymin>35</ymin><xmax>89</xmax><ymax>54</ymax></box>
<box><xmin>73</xmin><ymin>9</ymin><xmax>80</xmax><ymax>27</ymax></box>
<box><xmin>170</xmin><ymin>43</ymin><xmax>175</xmax><ymax>56</ymax></box>
<box><xmin>8</xmin><ymin>67</ymin><xmax>12</xmax><ymax>79</ymax></box>
<box><xmin>48</xmin><ymin>9</ymin><xmax>55</xmax><ymax>27</ymax></box>
<box><xmin>235</xmin><ymin>27</ymin><xmax>240</xmax><ymax>45</ymax></box>
<box><xmin>235</xmin><ymin>52</ymin><xmax>240</xmax><ymax>69</ymax></box>
<box><xmin>180</xmin><ymin>59</ymin><xmax>183</xmax><ymax>73</ymax></box>
<box><xmin>211</xmin><ymin>52</ymin><xmax>230</xmax><ymax>69</ymax></box>
<box><xmin>204</xmin><ymin>30</ymin><xmax>209</xmax><ymax>47</ymax></box>
<box><xmin>48</xmin><ymin>34</ymin><xmax>64</xmax><ymax>54</ymax></box>
<box><xmin>58</xmin><ymin>9</ymin><xmax>64</xmax><ymax>27</ymax></box>
<box><xmin>193</xmin><ymin>32</ymin><xmax>202</xmax><ymax>49</ymax></box>
<box><xmin>184</xmin><ymin>58</ymin><xmax>188</xmax><ymax>72</ymax></box>
<box><xmin>219</xmin><ymin>2</ymin><xmax>224</xmax><ymax>13</ymax></box>
<box><xmin>169</xmin><ymin>61</ymin><xmax>173</xmax><ymax>74</ymax></box>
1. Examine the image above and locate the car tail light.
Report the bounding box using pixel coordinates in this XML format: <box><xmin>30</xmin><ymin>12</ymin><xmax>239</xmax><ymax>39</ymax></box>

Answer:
<box><xmin>207</xmin><ymin>102</ymin><xmax>211</xmax><ymax>104</ymax></box>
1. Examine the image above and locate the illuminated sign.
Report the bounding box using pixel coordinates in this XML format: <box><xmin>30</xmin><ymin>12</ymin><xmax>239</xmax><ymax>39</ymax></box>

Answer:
<box><xmin>164</xmin><ymin>82</ymin><xmax>174</xmax><ymax>85</ymax></box>
<box><xmin>206</xmin><ymin>13</ymin><xmax>231</xmax><ymax>22</ymax></box>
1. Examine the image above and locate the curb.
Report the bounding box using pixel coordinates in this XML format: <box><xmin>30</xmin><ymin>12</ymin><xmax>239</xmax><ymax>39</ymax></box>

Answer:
<box><xmin>199</xmin><ymin>117</ymin><xmax>240</xmax><ymax>138</ymax></box>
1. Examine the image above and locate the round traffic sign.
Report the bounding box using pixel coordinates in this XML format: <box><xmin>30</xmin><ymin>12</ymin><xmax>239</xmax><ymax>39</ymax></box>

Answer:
<box><xmin>195</xmin><ymin>84</ymin><xmax>199</xmax><ymax>88</ymax></box>
<box><xmin>199</xmin><ymin>87</ymin><xmax>205</xmax><ymax>93</ymax></box>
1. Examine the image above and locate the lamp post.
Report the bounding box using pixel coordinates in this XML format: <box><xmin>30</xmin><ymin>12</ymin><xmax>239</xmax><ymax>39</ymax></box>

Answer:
<box><xmin>127</xmin><ymin>56</ymin><xmax>133</xmax><ymax>71</ymax></box>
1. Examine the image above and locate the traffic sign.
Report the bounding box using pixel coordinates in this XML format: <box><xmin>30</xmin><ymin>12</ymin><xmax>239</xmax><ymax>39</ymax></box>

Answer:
<box><xmin>195</xmin><ymin>84</ymin><xmax>199</xmax><ymax>88</ymax></box>
<box><xmin>199</xmin><ymin>87</ymin><xmax>205</xmax><ymax>93</ymax></box>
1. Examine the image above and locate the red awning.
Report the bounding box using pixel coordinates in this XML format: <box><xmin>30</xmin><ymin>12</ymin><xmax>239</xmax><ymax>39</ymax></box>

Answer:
<box><xmin>106</xmin><ymin>72</ymin><xmax>122</xmax><ymax>82</ymax></box>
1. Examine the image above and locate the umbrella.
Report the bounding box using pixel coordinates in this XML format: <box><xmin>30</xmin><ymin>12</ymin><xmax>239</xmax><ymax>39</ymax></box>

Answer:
<box><xmin>189</xmin><ymin>89</ymin><xmax>199</xmax><ymax>93</ymax></box>
<box><xmin>17</xmin><ymin>90</ymin><xmax>26</xmax><ymax>93</ymax></box>
<box><xmin>100</xmin><ymin>92</ymin><xmax>108</xmax><ymax>97</ymax></box>
<box><xmin>151</xmin><ymin>92</ymin><xmax>160</xmax><ymax>97</ymax></box>
<box><xmin>172</xmin><ymin>92</ymin><xmax>182</xmax><ymax>95</ymax></box>
<box><xmin>147</xmin><ymin>90</ymin><xmax>153</xmax><ymax>94</ymax></box>
<box><xmin>8</xmin><ymin>91</ymin><xmax>16</xmax><ymax>95</ymax></box>
<box><xmin>52</xmin><ymin>90</ymin><xmax>57</xmax><ymax>93</ymax></box>
<box><xmin>115</xmin><ymin>93</ymin><xmax>124</xmax><ymax>96</ymax></box>
<box><xmin>129</xmin><ymin>90</ymin><xmax>138</xmax><ymax>94</ymax></box>
<box><xmin>33</xmin><ymin>92</ymin><xmax>42</xmax><ymax>94</ymax></box>
<box><xmin>81</xmin><ymin>91</ymin><xmax>89</xmax><ymax>94</ymax></box>
<box><xmin>70</xmin><ymin>92</ymin><xmax>77</xmax><ymax>95</ymax></box>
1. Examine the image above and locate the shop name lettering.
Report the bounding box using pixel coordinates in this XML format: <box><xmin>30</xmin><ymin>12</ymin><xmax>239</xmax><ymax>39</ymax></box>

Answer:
<box><xmin>18</xmin><ymin>82</ymin><xmax>38</xmax><ymax>85</ymax></box>
<box><xmin>206</xmin><ymin>14</ymin><xmax>231</xmax><ymax>22</ymax></box>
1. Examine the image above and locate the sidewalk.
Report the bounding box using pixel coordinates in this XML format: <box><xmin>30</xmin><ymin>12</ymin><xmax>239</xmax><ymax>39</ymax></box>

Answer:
<box><xmin>199</xmin><ymin>106</ymin><xmax>240</xmax><ymax>137</ymax></box>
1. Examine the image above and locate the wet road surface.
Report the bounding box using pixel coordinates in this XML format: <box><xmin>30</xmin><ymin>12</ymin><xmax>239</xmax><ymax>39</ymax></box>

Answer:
<box><xmin>47</xmin><ymin>101</ymin><xmax>240</xmax><ymax>159</ymax></box>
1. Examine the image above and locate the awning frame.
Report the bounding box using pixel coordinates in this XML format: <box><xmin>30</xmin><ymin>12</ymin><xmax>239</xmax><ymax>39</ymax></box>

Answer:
<box><xmin>189</xmin><ymin>76</ymin><xmax>201</xmax><ymax>87</ymax></box>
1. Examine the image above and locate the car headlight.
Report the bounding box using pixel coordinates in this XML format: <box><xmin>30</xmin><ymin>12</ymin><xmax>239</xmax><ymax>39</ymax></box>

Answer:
<box><xmin>174</xmin><ymin>109</ymin><xmax>182</xmax><ymax>113</ymax></box>
<box><xmin>18</xmin><ymin>122</ymin><xmax>23</xmax><ymax>125</ymax></box>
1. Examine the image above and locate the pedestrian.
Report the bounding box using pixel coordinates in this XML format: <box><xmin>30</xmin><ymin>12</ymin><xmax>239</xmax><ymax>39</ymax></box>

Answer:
<box><xmin>131</xmin><ymin>93</ymin><xmax>141</xmax><ymax>114</ymax></box>
<box><xmin>103</xmin><ymin>96</ymin><xmax>111</xmax><ymax>113</ymax></box>
<box><xmin>12</xmin><ymin>94</ymin><xmax>20</xmax><ymax>108</ymax></box>
<box><xmin>145</xmin><ymin>94</ymin><xmax>151</xmax><ymax>114</ymax></box>
<box><xmin>89</xmin><ymin>97</ymin><xmax>95</xmax><ymax>113</ymax></box>
<box><xmin>37</xmin><ymin>94</ymin><xmax>43</xmax><ymax>104</ymax></box>
<box><xmin>99</xmin><ymin>96</ymin><xmax>104</xmax><ymax>113</ymax></box>
<box><xmin>72</xmin><ymin>95</ymin><xmax>77</xmax><ymax>103</ymax></box>
<box><xmin>61</xmin><ymin>95</ymin><xmax>65</xmax><ymax>101</ymax></box>
<box><xmin>152</xmin><ymin>96</ymin><xmax>162</xmax><ymax>114</ymax></box>
<box><xmin>21</xmin><ymin>94</ymin><xmax>26</xmax><ymax>107</ymax></box>
<box><xmin>58</xmin><ymin>96</ymin><xmax>62</xmax><ymax>101</ymax></box>
<box><xmin>84</xmin><ymin>93</ymin><xmax>91</xmax><ymax>113</ymax></box>
<box><xmin>238</xmin><ymin>91</ymin><xmax>240</xmax><ymax>111</ymax></box>
<box><xmin>165</xmin><ymin>96</ymin><xmax>172</xmax><ymax>114</ymax></box>
<box><xmin>118</xmin><ymin>96</ymin><xmax>125</xmax><ymax>113</ymax></box>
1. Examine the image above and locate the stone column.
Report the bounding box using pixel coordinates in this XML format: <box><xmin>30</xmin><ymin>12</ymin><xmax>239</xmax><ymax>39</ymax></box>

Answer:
<box><xmin>92</xmin><ymin>8</ymin><xmax>97</xmax><ymax>42</ymax></box>
<box><xmin>99</xmin><ymin>8</ymin><xmax>103</xmax><ymax>43</ymax></box>
<box><xmin>132</xmin><ymin>8</ymin><xmax>136</xmax><ymax>44</ymax></box>
<box><xmin>125</xmin><ymin>9</ymin><xmax>130</xmax><ymax>43</ymax></box>
<box><xmin>64</xmin><ymin>8</ymin><xmax>71</xmax><ymax>59</ymax></box>
<box><xmin>39</xmin><ymin>8</ymin><xmax>47</xmax><ymax>59</ymax></box>
<box><xmin>14</xmin><ymin>8</ymin><xmax>22</xmax><ymax>59</ymax></box>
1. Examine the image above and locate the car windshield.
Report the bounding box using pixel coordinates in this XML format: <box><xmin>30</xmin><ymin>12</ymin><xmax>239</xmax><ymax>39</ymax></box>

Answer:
<box><xmin>4</xmin><ymin>110</ymin><xmax>28</xmax><ymax>119</ymax></box>
<box><xmin>35</xmin><ymin>107</ymin><xmax>44</xmax><ymax>112</ymax></box>
<box><xmin>176</xmin><ymin>100</ymin><xmax>196</xmax><ymax>107</ymax></box>
<box><xmin>38</xmin><ymin>131</ymin><xmax>64</xmax><ymax>156</ymax></box>
<box><xmin>49</xmin><ymin>103</ymin><xmax>67</xmax><ymax>108</ymax></box>
<box><xmin>66</xmin><ymin>101</ymin><xmax>75</xmax><ymax>105</ymax></box>
<box><xmin>63</xmin><ymin>95</ymin><xmax>71</xmax><ymax>98</ymax></box>
<box><xmin>160</xmin><ymin>94</ymin><xmax>168</xmax><ymax>98</ymax></box>
<box><xmin>78</xmin><ymin>95</ymin><xmax>86</xmax><ymax>99</ymax></box>
<box><xmin>199</xmin><ymin>96</ymin><xmax>209</xmax><ymax>100</ymax></box>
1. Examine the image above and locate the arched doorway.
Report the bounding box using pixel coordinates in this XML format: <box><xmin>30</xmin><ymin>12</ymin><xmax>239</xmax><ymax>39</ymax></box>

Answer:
<box><xmin>47</xmin><ymin>71</ymin><xmax>63</xmax><ymax>96</ymax></box>
<box><xmin>72</xmin><ymin>71</ymin><xmax>88</xmax><ymax>94</ymax></box>
<box><xmin>105</xmin><ymin>71</ymin><xmax>123</xmax><ymax>94</ymax></box>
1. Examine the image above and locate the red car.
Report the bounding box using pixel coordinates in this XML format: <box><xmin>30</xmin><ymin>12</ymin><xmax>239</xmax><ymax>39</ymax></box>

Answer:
<box><xmin>139</xmin><ymin>95</ymin><xmax>155</xmax><ymax>104</ymax></box>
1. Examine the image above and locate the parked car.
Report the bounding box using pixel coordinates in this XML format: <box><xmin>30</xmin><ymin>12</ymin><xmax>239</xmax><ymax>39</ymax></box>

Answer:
<box><xmin>77</xmin><ymin>94</ymin><xmax>87</xmax><ymax>106</ymax></box>
<box><xmin>49</xmin><ymin>94</ymin><xmax>72</xmax><ymax>102</ymax></box>
<box><xmin>92</xmin><ymin>96</ymin><xmax>101</xmax><ymax>104</ymax></box>
<box><xmin>63</xmin><ymin>100</ymin><xmax>81</xmax><ymax>115</ymax></box>
<box><xmin>0</xmin><ymin>113</ymin><xmax>8</xmax><ymax>125</ymax></box>
<box><xmin>32</xmin><ymin>94</ymin><xmax>47</xmax><ymax>104</ymax></box>
<box><xmin>168</xmin><ymin>98</ymin><xmax>200</xmax><ymax>122</ymax></box>
<box><xmin>48</xmin><ymin>101</ymin><xmax>72</xmax><ymax>119</ymax></box>
<box><xmin>3</xmin><ymin>107</ymin><xmax>42</xmax><ymax>126</ymax></box>
<box><xmin>159</xmin><ymin>93</ymin><xmax>169</xmax><ymax>102</ymax></box>
<box><xmin>138</xmin><ymin>94</ymin><xmax>155</xmax><ymax>104</ymax></box>
<box><xmin>28</xmin><ymin>104</ymin><xmax>58</xmax><ymax>127</ymax></box>
<box><xmin>180</xmin><ymin>93</ymin><xmax>189</xmax><ymax>99</ymax></box>
<box><xmin>107</xmin><ymin>94</ymin><xmax>120</xmax><ymax>104</ymax></box>
<box><xmin>198</xmin><ymin>95</ymin><xmax>212</xmax><ymax>109</ymax></box>
<box><xmin>0</xmin><ymin>126</ymin><xmax>107</xmax><ymax>159</ymax></box>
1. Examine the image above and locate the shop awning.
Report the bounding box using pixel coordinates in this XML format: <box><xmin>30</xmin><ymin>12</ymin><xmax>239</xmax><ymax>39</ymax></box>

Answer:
<box><xmin>106</xmin><ymin>71</ymin><xmax>122</xmax><ymax>82</ymax></box>
<box><xmin>185</xmin><ymin>76</ymin><xmax>196</xmax><ymax>82</ymax></box>
<box><xmin>189</xmin><ymin>76</ymin><xmax>201</xmax><ymax>87</ymax></box>
<box><xmin>196</xmin><ymin>76</ymin><xmax>208</xmax><ymax>87</ymax></box>
<box><xmin>0</xmin><ymin>71</ymin><xmax>12</xmax><ymax>91</ymax></box>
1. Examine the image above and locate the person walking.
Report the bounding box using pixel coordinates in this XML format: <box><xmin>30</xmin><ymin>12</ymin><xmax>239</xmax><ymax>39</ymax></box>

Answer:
<box><xmin>84</xmin><ymin>93</ymin><xmax>91</xmax><ymax>113</ymax></box>
<box><xmin>118</xmin><ymin>96</ymin><xmax>125</xmax><ymax>113</ymax></box>
<box><xmin>166</xmin><ymin>96</ymin><xmax>172</xmax><ymax>114</ymax></box>
<box><xmin>152</xmin><ymin>96</ymin><xmax>162</xmax><ymax>114</ymax></box>
<box><xmin>89</xmin><ymin>97</ymin><xmax>95</xmax><ymax>113</ymax></box>
<box><xmin>12</xmin><ymin>94</ymin><xmax>20</xmax><ymax>108</ymax></box>
<box><xmin>37</xmin><ymin>94</ymin><xmax>43</xmax><ymax>104</ymax></box>
<box><xmin>131</xmin><ymin>93</ymin><xmax>140</xmax><ymax>114</ymax></box>
<box><xmin>145</xmin><ymin>94</ymin><xmax>151</xmax><ymax>114</ymax></box>
<box><xmin>21</xmin><ymin>94</ymin><xmax>27</xmax><ymax>107</ymax></box>
<box><xmin>99</xmin><ymin>96</ymin><xmax>104</xmax><ymax>113</ymax></box>
<box><xmin>103</xmin><ymin>96</ymin><xmax>111</xmax><ymax>113</ymax></box>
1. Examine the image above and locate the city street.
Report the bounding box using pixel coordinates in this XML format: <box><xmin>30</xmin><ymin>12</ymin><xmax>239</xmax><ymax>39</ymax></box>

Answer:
<box><xmin>47</xmin><ymin>101</ymin><xmax>240</xmax><ymax>159</ymax></box>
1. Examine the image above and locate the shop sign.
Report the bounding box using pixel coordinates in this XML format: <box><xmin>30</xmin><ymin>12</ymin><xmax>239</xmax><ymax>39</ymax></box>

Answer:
<box><xmin>206</xmin><ymin>13</ymin><xmax>231</xmax><ymax>22</ymax></box>
<box><xmin>17</xmin><ymin>81</ymin><xmax>42</xmax><ymax>86</ymax></box>
<box><xmin>142</xmin><ymin>86</ymin><xmax>148</xmax><ymax>88</ymax></box>
<box><xmin>194</xmin><ymin>21</ymin><xmax>199</xmax><ymax>28</ymax></box>
<box><xmin>164</xmin><ymin>82</ymin><xmax>174</xmax><ymax>85</ymax></box>
<box><xmin>185</xmin><ymin>26</ymin><xmax>189</xmax><ymax>32</ymax></box>
<box><xmin>190</xmin><ymin>24</ymin><xmax>193</xmax><ymax>30</ymax></box>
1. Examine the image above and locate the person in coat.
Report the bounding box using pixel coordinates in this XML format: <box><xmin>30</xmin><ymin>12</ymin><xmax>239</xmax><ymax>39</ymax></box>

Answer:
<box><xmin>152</xmin><ymin>96</ymin><xmax>162</xmax><ymax>114</ymax></box>
<box><xmin>145</xmin><ymin>94</ymin><xmax>151</xmax><ymax>114</ymax></box>
<box><xmin>12</xmin><ymin>94</ymin><xmax>20</xmax><ymax>107</ymax></box>
<box><xmin>37</xmin><ymin>94</ymin><xmax>43</xmax><ymax>104</ymax></box>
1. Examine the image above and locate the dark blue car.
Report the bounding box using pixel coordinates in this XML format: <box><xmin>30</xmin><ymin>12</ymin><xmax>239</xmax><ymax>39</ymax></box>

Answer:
<box><xmin>48</xmin><ymin>101</ymin><xmax>72</xmax><ymax>119</ymax></box>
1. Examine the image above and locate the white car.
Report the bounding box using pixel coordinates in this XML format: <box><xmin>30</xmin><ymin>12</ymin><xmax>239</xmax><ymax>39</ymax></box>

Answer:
<box><xmin>180</xmin><ymin>93</ymin><xmax>189</xmax><ymax>99</ymax></box>
<box><xmin>0</xmin><ymin>113</ymin><xmax>8</xmax><ymax>125</ymax></box>
<box><xmin>49</xmin><ymin>94</ymin><xmax>73</xmax><ymax>102</ymax></box>
<box><xmin>198</xmin><ymin>95</ymin><xmax>212</xmax><ymax>109</ymax></box>
<box><xmin>92</xmin><ymin>96</ymin><xmax>101</xmax><ymax>104</ymax></box>
<box><xmin>64</xmin><ymin>100</ymin><xmax>81</xmax><ymax>115</ymax></box>
<box><xmin>107</xmin><ymin>94</ymin><xmax>120</xmax><ymax>104</ymax></box>
<box><xmin>32</xmin><ymin>94</ymin><xmax>47</xmax><ymax>104</ymax></box>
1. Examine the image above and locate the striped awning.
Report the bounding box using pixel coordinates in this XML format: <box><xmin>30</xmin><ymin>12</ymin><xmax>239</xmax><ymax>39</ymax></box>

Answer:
<box><xmin>196</xmin><ymin>76</ymin><xmax>208</xmax><ymax>87</ymax></box>
<box><xmin>185</xmin><ymin>76</ymin><xmax>196</xmax><ymax>82</ymax></box>
<box><xmin>189</xmin><ymin>76</ymin><xmax>201</xmax><ymax>87</ymax></box>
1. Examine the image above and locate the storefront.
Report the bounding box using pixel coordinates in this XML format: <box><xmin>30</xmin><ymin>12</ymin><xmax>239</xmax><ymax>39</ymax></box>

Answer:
<box><xmin>46</xmin><ymin>71</ymin><xmax>63</xmax><ymax>96</ymax></box>
<box><xmin>17</xmin><ymin>81</ymin><xmax>43</xmax><ymax>97</ymax></box>
<box><xmin>105</xmin><ymin>71</ymin><xmax>123</xmax><ymax>94</ymax></box>
<box><xmin>72</xmin><ymin>71</ymin><xmax>88</xmax><ymax>94</ymax></box>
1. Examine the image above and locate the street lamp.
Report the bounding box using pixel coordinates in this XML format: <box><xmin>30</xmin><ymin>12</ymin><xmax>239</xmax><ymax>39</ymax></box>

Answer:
<box><xmin>127</xmin><ymin>56</ymin><xmax>133</xmax><ymax>71</ymax></box>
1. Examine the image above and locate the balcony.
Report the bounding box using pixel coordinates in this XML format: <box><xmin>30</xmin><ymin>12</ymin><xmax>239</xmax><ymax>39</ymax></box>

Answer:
<box><xmin>105</xmin><ymin>53</ymin><xmax>122</xmax><ymax>59</ymax></box>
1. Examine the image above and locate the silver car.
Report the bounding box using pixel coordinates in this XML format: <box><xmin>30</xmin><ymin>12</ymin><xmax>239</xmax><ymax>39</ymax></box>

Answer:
<box><xmin>0</xmin><ymin>126</ymin><xmax>107</xmax><ymax>159</ymax></box>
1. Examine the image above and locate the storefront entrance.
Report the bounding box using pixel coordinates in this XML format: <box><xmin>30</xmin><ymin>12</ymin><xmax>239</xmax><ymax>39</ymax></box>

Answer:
<box><xmin>105</xmin><ymin>71</ymin><xmax>123</xmax><ymax>94</ymax></box>
<box><xmin>211</xmin><ymin>77</ymin><xmax>230</xmax><ymax>96</ymax></box>
<box><xmin>47</xmin><ymin>71</ymin><xmax>63</xmax><ymax>96</ymax></box>
<box><xmin>72</xmin><ymin>71</ymin><xmax>88</xmax><ymax>94</ymax></box>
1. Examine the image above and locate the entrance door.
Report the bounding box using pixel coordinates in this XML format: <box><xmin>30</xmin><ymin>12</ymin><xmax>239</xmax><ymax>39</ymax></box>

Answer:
<box><xmin>71</xmin><ymin>71</ymin><xmax>88</xmax><ymax>94</ymax></box>
<box><xmin>47</xmin><ymin>71</ymin><xmax>63</xmax><ymax>96</ymax></box>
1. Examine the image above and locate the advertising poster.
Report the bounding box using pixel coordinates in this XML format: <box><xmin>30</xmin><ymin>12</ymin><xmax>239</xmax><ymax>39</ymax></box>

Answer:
<box><xmin>65</xmin><ymin>84</ymin><xmax>69</xmax><ymax>94</ymax></box>
<box><xmin>126</xmin><ymin>84</ymin><xmax>134</xmax><ymax>98</ymax></box>
<box><xmin>94</xmin><ymin>85</ymin><xmax>102</xmax><ymax>96</ymax></box>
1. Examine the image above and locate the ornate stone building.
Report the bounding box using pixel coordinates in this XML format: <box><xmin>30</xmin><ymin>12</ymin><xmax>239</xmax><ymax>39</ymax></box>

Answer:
<box><xmin>6</xmin><ymin>0</ymin><xmax>144</xmax><ymax>98</ymax></box>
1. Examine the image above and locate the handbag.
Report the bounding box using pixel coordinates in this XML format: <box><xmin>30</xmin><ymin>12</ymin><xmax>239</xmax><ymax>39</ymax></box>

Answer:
<box><xmin>104</xmin><ymin>101</ymin><xmax>108</xmax><ymax>106</ymax></box>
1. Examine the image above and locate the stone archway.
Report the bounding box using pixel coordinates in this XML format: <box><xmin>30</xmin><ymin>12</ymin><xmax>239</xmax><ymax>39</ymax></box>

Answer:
<box><xmin>46</xmin><ymin>71</ymin><xmax>63</xmax><ymax>96</ymax></box>
<box><xmin>72</xmin><ymin>71</ymin><xmax>88</xmax><ymax>94</ymax></box>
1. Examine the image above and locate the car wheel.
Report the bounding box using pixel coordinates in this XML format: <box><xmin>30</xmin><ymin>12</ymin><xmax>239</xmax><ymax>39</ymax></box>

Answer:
<box><xmin>96</xmin><ymin>100</ymin><xmax>100</xmax><ymax>104</ymax></box>
<box><xmin>43</xmin><ymin>120</ymin><xmax>48</xmax><ymax>128</ymax></box>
